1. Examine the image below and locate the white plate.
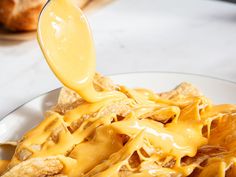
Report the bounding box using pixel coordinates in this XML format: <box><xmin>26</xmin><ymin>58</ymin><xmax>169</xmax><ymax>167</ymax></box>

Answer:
<box><xmin>0</xmin><ymin>72</ymin><xmax>236</xmax><ymax>159</ymax></box>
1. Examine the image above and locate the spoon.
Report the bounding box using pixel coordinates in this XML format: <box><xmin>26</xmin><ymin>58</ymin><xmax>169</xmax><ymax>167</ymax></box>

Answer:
<box><xmin>37</xmin><ymin>0</ymin><xmax>124</xmax><ymax>102</ymax></box>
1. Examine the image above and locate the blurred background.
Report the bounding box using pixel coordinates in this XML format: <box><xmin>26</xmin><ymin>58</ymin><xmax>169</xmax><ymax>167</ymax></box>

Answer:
<box><xmin>0</xmin><ymin>0</ymin><xmax>236</xmax><ymax>118</ymax></box>
<box><xmin>222</xmin><ymin>0</ymin><xmax>236</xmax><ymax>3</ymax></box>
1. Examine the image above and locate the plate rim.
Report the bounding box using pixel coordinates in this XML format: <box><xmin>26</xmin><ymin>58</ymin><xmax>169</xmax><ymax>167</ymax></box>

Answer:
<box><xmin>1</xmin><ymin>71</ymin><xmax>236</xmax><ymax>122</ymax></box>
<box><xmin>109</xmin><ymin>71</ymin><xmax>236</xmax><ymax>85</ymax></box>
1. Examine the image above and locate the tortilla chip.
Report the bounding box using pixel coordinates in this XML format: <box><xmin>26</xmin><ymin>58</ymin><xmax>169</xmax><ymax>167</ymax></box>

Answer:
<box><xmin>52</xmin><ymin>73</ymin><xmax>117</xmax><ymax>115</ymax></box>
<box><xmin>93</xmin><ymin>73</ymin><xmax>117</xmax><ymax>91</ymax></box>
<box><xmin>2</xmin><ymin>156</ymin><xmax>64</xmax><ymax>177</ymax></box>
<box><xmin>57</xmin><ymin>73</ymin><xmax>116</xmax><ymax>105</ymax></box>
<box><xmin>57</xmin><ymin>87</ymin><xmax>81</xmax><ymax>106</ymax></box>
<box><xmin>159</xmin><ymin>82</ymin><xmax>202</xmax><ymax>100</ymax></box>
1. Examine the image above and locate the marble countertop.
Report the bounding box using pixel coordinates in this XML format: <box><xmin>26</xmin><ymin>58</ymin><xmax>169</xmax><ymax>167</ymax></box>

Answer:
<box><xmin>0</xmin><ymin>0</ymin><xmax>236</xmax><ymax>119</ymax></box>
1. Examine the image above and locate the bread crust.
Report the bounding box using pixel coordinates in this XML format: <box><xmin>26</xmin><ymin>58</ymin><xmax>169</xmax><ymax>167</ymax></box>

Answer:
<box><xmin>0</xmin><ymin>0</ymin><xmax>15</xmax><ymax>25</ymax></box>
<box><xmin>0</xmin><ymin>0</ymin><xmax>46</xmax><ymax>31</ymax></box>
<box><xmin>0</xmin><ymin>0</ymin><xmax>90</xmax><ymax>31</ymax></box>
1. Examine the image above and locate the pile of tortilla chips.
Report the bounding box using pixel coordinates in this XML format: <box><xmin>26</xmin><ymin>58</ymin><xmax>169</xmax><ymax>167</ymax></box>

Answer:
<box><xmin>1</xmin><ymin>73</ymin><xmax>236</xmax><ymax>177</ymax></box>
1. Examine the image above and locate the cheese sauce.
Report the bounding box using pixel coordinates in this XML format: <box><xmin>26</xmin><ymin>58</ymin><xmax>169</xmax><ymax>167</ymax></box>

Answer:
<box><xmin>0</xmin><ymin>160</ymin><xmax>9</xmax><ymax>175</ymax></box>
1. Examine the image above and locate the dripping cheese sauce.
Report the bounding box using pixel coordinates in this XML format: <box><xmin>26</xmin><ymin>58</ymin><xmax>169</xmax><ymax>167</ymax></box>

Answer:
<box><xmin>1</xmin><ymin>0</ymin><xmax>236</xmax><ymax>176</ymax></box>
<box><xmin>37</xmin><ymin>0</ymin><xmax>124</xmax><ymax>103</ymax></box>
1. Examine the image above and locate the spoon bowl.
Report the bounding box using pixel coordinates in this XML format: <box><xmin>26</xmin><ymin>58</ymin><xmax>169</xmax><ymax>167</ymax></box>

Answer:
<box><xmin>38</xmin><ymin>0</ymin><xmax>96</xmax><ymax>94</ymax></box>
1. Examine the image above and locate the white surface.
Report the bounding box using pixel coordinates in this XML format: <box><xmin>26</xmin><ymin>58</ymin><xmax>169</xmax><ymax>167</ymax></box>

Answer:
<box><xmin>1</xmin><ymin>0</ymin><xmax>236</xmax><ymax>119</ymax></box>
<box><xmin>1</xmin><ymin>72</ymin><xmax>236</xmax><ymax>159</ymax></box>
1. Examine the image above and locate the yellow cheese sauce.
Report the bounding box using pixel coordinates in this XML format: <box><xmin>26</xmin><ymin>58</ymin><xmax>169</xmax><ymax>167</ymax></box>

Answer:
<box><xmin>1</xmin><ymin>0</ymin><xmax>236</xmax><ymax>176</ymax></box>
<box><xmin>5</xmin><ymin>94</ymin><xmax>236</xmax><ymax>176</ymax></box>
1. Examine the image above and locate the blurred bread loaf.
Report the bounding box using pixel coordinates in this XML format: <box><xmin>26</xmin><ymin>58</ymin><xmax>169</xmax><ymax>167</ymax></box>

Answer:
<box><xmin>0</xmin><ymin>0</ymin><xmax>89</xmax><ymax>31</ymax></box>
<box><xmin>0</xmin><ymin>0</ymin><xmax>47</xmax><ymax>31</ymax></box>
